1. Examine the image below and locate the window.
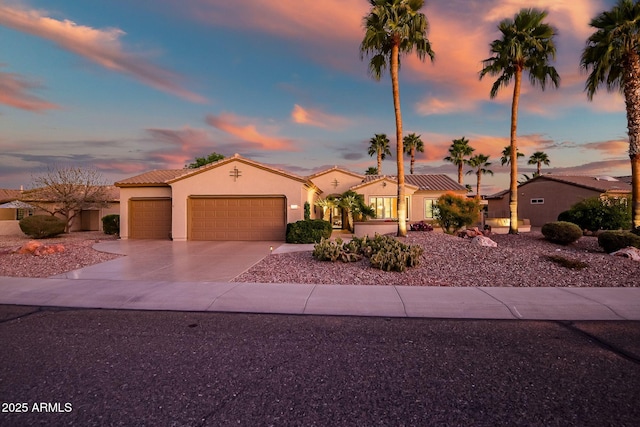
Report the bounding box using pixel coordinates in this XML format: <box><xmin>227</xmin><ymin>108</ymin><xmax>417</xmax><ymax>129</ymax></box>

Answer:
<box><xmin>530</xmin><ymin>198</ymin><xmax>544</xmax><ymax>205</ymax></box>
<box><xmin>16</xmin><ymin>209</ymin><xmax>34</xmax><ymax>220</ymax></box>
<box><xmin>424</xmin><ymin>199</ymin><xmax>436</xmax><ymax>219</ymax></box>
<box><xmin>370</xmin><ymin>196</ymin><xmax>409</xmax><ymax>220</ymax></box>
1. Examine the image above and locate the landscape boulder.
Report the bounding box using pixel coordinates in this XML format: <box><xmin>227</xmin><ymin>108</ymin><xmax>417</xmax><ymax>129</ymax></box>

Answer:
<box><xmin>611</xmin><ymin>246</ymin><xmax>640</xmax><ymax>262</ymax></box>
<box><xmin>470</xmin><ymin>236</ymin><xmax>498</xmax><ymax>247</ymax></box>
<box><xmin>14</xmin><ymin>241</ymin><xmax>65</xmax><ymax>256</ymax></box>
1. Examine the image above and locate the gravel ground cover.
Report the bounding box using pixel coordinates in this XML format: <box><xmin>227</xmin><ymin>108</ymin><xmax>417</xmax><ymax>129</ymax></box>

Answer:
<box><xmin>0</xmin><ymin>231</ymin><xmax>121</xmax><ymax>278</ymax></box>
<box><xmin>233</xmin><ymin>230</ymin><xmax>640</xmax><ymax>287</ymax></box>
<box><xmin>1</xmin><ymin>230</ymin><xmax>638</xmax><ymax>286</ymax></box>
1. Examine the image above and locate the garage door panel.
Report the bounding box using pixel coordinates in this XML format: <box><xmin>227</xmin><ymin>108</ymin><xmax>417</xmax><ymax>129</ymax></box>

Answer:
<box><xmin>189</xmin><ymin>197</ymin><xmax>285</xmax><ymax>241</ymax></box>
<box><xmin>130</xmin><ymin>199</ymin><xmax>172</xmax><ymax>239</ymax></box>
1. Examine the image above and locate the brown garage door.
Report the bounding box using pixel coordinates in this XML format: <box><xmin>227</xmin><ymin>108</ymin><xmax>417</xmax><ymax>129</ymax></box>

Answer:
<box><xmin>129</xmin><ymin>198</ymin><xmax>172</xmax><ymax>239</ymax></box>
<box><xmin>189</xmin><ymin>197</ymin><xmax>285</xmax><ymax>241</ymax></box>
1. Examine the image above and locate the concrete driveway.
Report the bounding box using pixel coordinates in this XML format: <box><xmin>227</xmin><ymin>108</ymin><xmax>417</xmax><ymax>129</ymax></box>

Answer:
<box><xmin>51</xmin><ymin>240</ymin><xmax>282</xmax><ymax>282</ymax></box>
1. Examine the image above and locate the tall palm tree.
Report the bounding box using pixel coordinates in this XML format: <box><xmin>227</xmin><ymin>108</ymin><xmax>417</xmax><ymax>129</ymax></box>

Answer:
<box><xmin>367</xmin><ymin>133</ymin><xmax>391</xmax><ymax>174</ymax></box>
<box><xmin>528</xmin><ymin>151</ymin><xmax>550</xmax><ymax>175</ymax></box>
<box><xmin>581</xmin><ymin>0</ymin><xmax>640</xmax><ymax>229</ymax></box>
<box><xmin>403</xmin><ymin>133</ymin><xmax>424</xmax><ymax>174</ymax></box>
<box><xmin>444</xmin><ymin>137</ymin><xmax>475</xmax><ymax>185</ymax></box>
<box><xmin>466</xmin><ymin>154</ymin><xmax>494</xmax><ymax>200</ymax></box>
<box><xmin>499</xmin><ymin>146</ymin><xmax>524</xmax><ymax>166</ymax></box>
<box><xmin>479</xmin><ymin>8</ymin><xmax>560</xmax><ymax>234</ymax></box>
<box><xmin>360</xmin><ymin>0</ymin><xmax>435</xmax><ymax>237</ymax></box>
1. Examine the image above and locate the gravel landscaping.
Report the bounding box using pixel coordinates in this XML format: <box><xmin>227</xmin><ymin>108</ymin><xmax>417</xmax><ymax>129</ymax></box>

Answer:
<box><xmin>1</xmin><ymin>230</ymin><xmax>638</xmax><ymax>287</ymax></box>
<box><xmin>0</xmin><ymin>231</ymin><xmax>121</xmax><ymax>278</ymax></box>
<box><xmin>233</xmin><ymin>231</ymin><xmax>640</xmax><ymax>287</ymax></box>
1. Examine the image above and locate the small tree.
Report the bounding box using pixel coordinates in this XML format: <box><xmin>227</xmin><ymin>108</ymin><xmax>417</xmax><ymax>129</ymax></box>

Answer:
<box><xmin>186</xmin><ymin>152</ymin><xmax>224</xmax><ymax>168</ymax></box>
<box><xmin>22</xmin><ymin>166</ymin><xmax>111</xmax><ymax>233</ymax></box>
<box><xmin>365</xmin><ymin>166</ymin><xmax>379</xmax><ymax>175</ymax></box>
<box><xmin>434</xmin><ymin>193</ymin><xmax>480</xmax><ymax>234</ymax></box>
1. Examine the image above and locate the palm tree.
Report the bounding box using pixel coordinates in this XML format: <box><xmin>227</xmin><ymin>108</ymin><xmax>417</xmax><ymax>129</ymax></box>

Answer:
<box><xmin>443</xmin><ymin>137</ymin><xmax>475</xmax><ymax>185</ymax></box>
<box><xmin>365</xmin><ymin>166</ymin><xmax>379</xmax><ymax>175</ymax></box>
<box><xmin>479</xmin><ymin>8</ymin><xmax>560</xmax><ymax>234</ymax></box>
<box><xmin>500</xmin><ymin>146</ymin><xmax>524</xmax><ymax>166</ymax></box>
<box><xmin>367</xmin><ymin>133</ymin><xmax>391</xmax><ymax>174</ymax></box>
<box><xmin>528</xmin><ymin>151</ymin><xmax>550</xmax><ymax>175</ymax></box>
<box><xmin>466</xmin><ymin>154</ymin><xmax>494</xmax><ymax>200</ymax></box>
<box><xmin>360</xmin><ymin>0</ymin><xmax>435</xmax><ymax>237</ymax></box>
<box><xmin>581</xmin><ymin>0</ymin><xmax>640</xmax><ymax>229</ymax></box>
<box><xmin>403</xmin><ymin>133</ymin><xmax>424</xmax><ymax>174</ymax></box>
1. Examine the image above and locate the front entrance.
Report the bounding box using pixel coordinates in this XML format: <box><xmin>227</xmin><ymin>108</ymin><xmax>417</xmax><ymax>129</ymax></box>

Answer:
<box><xmin>331</xmin><ymin>206</ymin><xmax>343</xmax><ymax>229</ymax></box>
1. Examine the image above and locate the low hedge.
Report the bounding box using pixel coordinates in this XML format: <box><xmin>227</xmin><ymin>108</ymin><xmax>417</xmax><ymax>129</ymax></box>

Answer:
<box><xmin>286</xmin><ymin>219</ymin><xmax>332</xmax><ymax>243</ymax></box>
<box><xmin>19</xmin><ymin>215</ymin><xmax>66</xmax><ymax>239</ymax></box>
<box><xmin>597</xmin><ymin>230</ymin><xmax>640</xmax><ymax>253</ymax></box>
<box><xmin>541</xmin><ymin>221</ymin><xmax>582</xmax><ymax>245</ymax></box>
<box><xmin>101</xmin><ymin>214</ymin><xmax>120</xmax><ymax>235</ymax></box>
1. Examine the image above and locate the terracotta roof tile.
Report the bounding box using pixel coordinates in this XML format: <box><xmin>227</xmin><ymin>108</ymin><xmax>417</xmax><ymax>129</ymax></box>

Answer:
<box><xmin>526</xmin><ymin>175</ymin><xmax>632</xmax><ymax>193</ymax></box>
<box><xmin>0</xmin><ymin>189</ymin><xmax>22</xmax><ymax>203</ymax></box>
<box><xmin>115</xmin><ymin>169</ymin><xmax>185</xmax><ymax>186</ymax></box>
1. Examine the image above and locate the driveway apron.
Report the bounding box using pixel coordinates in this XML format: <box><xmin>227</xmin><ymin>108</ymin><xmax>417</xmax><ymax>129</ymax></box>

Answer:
<box><xmin>50</xmin><ymin>240</ymin><xmax>280</xmax><ymax>282</ymax></box>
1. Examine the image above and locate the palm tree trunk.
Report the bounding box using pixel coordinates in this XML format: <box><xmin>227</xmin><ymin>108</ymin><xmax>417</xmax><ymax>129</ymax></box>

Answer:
<box><xmin>476</xmin><ymin>170</ymin><xmax>481</xmax><ymax>200</ymax></box>
<box><xmin>410</xmin><ymin>149</ymin><xmax>415</xmax><ymax>174</ymax></box>
<box><xmin>458</xmin><ymin>164</ymin><xmax>463</xmax><ymax>185</ymax></box>
<box><xmin>537</xmin><ymin>162</ymin><xmax>541</xmax><ymax>176</ymax></box>
<box><xmin>508</xmin><ymin>68</ymin><xmax>522</xmax><ymax>234</ymax></box>
<box><xmin>624</xmin><ymin>51</ymin><xmax>640</xmax><ymax>229</ymax></box>
<box><xmin>391</xmin><ymin>39</ymin><xmax>407</xmax><ymax>237</ymax></box>
<box><xmin>377</xmin><ymin>152</ymin><xmax>382</xmax><ymax>175</ymax></box>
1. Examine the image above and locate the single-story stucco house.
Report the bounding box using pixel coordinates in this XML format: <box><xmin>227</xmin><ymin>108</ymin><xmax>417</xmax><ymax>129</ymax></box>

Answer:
<box><xmin>486</xmin><ymin>174</ymin><xmax>632</xmax><ymax>227</ymax></box>
<box><xmin>0</xmin><ymin>187</ymin><xmax>120</xmax><ymax>236</ymax></box>
<box><xmin>115</xmin><ymin>154</ymin><xmax>467</xmax><ymax>241</ymax></box>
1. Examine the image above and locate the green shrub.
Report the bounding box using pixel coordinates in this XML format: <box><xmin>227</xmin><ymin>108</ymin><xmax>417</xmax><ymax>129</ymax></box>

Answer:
<box><xmin>303</xmin><ymin>202</ymin><xmax>311</xmax><ymax>221</ymax></box>
<box><xmin>312</xmin><ymin>237</ymin><xmax>362</xmax><ymax>262</ymax></box>
<box><xmin>286</xmin><ymin>219</ymin><xmax>331</xmax><ymax>243</ymax></box>
<box><xmin>19</xmin><ymin>215</ymin><xmax>66</xmax><ymax>239</ymax></box>
<box><xmin>433</xmin><ymin>193</ymin><xmax>479</xmax><ymax>234</ymax></box>
<box><xmin>312</xmin><ymin>234</ymin><xmax>424</xmax><ymax>272</ymax></box>
<box><xmin>557</xmin><ymin>196</ymin><xmax>631</xmax><ymax>232</ymax></box>
<box><xmin>541</xmin><ymin>221</ymin><xmax>583</xmax><ymax>245</ymax></box>
<box><xmin>597</xmin><ymin>231</ymin><xmax>640</xmax><ymax>253</ymax></box>
<box><xmin>101</xmin><ymin>214</ymin><xmax>120</xmax><ymax>235</ymax></box>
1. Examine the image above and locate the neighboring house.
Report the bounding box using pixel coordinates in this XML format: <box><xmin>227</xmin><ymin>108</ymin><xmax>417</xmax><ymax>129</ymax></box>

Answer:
<box><xmin>486</xmin><ymin>175</ymin><xmax>632</xmax><ymax>227</ymax></box>
<box><xmin>115</xmin><ymin>154</ymin><xmax>466</xmax><ymax>241</ymax></box>
<box><xmin>0</xmin><ymin>186</ymin><xmax>120</xmax><ymax>235</ymax></box>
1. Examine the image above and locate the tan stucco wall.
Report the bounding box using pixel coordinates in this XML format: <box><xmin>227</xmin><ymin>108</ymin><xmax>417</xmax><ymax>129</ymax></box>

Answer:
<box><xmin>118</xmin><ymin>186</ymin><xmax>172</xmax><ymax>239</ymax></box>
<box><xmin>169</xmin><ymin>159</ymin><xmax>310</xmax><ymax>241</ymax></box>
<box><xmin>309</xmin><ymin>170</ymin><xmax>363</xmax><ymax>196</ymax></box>
<box><xmin>517</xmin><ymin>180</ymin><xmax>602</xmax><ymax>226</ymax></box>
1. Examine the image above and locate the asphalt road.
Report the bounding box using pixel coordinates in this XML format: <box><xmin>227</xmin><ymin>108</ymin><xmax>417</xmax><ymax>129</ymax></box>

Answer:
<box><xmin>0</xmin><ymin>305</ymin><xmax>639</xmax><ymax>426</ymax></box>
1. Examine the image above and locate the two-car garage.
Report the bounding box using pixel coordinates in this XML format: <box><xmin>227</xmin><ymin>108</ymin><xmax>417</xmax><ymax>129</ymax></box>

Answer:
<box><xmin>188</xmin><ymin>196</ymin><xmax>286</xmax><ymax>241</ymax></box>
<box><xmin>128</xmin><ymin>196</ymin><xmax>286</xmax><ymax>241</ymax></box>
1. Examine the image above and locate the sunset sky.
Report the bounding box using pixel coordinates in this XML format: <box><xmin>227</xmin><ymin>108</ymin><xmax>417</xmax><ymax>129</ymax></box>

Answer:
<box><xmin>0</xmin><ymin>0</ymin><xmax>630</xmax><ymax>195</ymax></box>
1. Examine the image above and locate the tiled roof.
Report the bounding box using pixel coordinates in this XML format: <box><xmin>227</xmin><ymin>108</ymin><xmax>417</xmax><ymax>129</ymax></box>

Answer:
<box><xmin>615</xmin><ymin>176</ymin><xmax>632</xmax><ymax>185</ymax></box>
<box><xmin>359</xmin><ymin>174</ymin><xmax>465</xmax><ymax>191</ymax></box>
<box><xmin>0</xmin><ymin>189</ymin><xmax>22</xmax><ymax>203</ymax></box>
<box><xmin>115</xmin><ymin>169</ymin><xmax>186</xmax><ymax>186</ymax></box>
<box><xmin>526</xmin><ymin>175</ymin><xmax>631</xmax><ymax>193</ymax></box>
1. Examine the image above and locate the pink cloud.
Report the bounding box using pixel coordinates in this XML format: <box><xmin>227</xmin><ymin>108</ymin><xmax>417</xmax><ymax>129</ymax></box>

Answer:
<box><xmin>582</xmin><ymin>139</ymin><xmax>629</xmax><ymax>156</ymax></box>
<box><xmin>291</xmin><ymin>104</ymin><xmax>350</xmax><ymax>129</ymax></box>
<box><xmin>0</xmin><ymin>69</ymin><xmax>59</xmax><ymax>111</ymax></box>
<box><xmin>205</xmin><ymin>113</ymin><xmax>295</xmax><ymax>151</ymax></box>
<box><xmin>0</xmin><ymin>4</ymin><xmax>206</xmax><ymax>103</ymax></box>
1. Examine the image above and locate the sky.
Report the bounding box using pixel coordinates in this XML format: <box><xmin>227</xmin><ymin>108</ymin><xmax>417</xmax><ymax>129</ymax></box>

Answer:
<box><xmin>0</xmin><ymin>0</ymin><xmax>631</xmax><ymax>196</ymax></box>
